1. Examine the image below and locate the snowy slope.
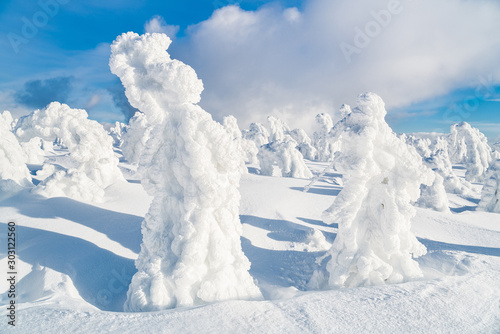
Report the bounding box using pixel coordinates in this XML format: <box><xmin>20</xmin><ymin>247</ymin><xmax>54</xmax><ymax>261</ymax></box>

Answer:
<box><xmin>1</xmin><ymin>151</ymin><xmax>499</xmax><ymax>333</ymax></box>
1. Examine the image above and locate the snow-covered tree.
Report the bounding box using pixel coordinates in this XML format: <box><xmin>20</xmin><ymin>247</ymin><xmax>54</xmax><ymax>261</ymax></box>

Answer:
<box><xmin>0</xmin><ymin>111</ymin><xmax>32</xmax><ymax>193</ymax></box>
<box><xmin>313</xmin><ymin>113</ymin><xmax>335</xmax><ymax>161</ymax></box>
<box><xmin>14</xmin><ymin>102</ymin><xmax>124</xmax><ymax>202</ymax></box>
<box><xmin>121</xmin><ymin>111</ymin><xmax>151</xmax><ymax>164</ymax></box>
<box><xmin>316</xmin><ymin>93</ymin><xmax>432</xmax><ymax>289</ymax></box>
<box><xmin>267</xmin><ymin>116</ymin><xmax>290</xmax><ymax>142</ymax></box>
<box><xmin>242</xmin><ymin>122</ymin><xmax>270</xmax><ymax>147</ymax></box>
<box><xmin>399</xmin><ymin>134</ymin><xmax>432</xmax><ymax>159</ymax></box>
<box><xmin>416</xmin><ymin>174</ymin><xmax>450</xmax><ymax>212</ymax></box>
<box><xmin>258</xmin><ymin>137</ymin><xmax>313</xmax><ymax>178</ymax></box>
<box><xmin>448</xmin><ymin>122</ymin><xmax>492</xmax><ymax>182</ymax></box>
<box><xmin>223</xmin><ymin>115</ymin><xmax>258</xmax><ymax>164</ymax></box>
<box><xmin>288</xmin><ymin>128</ymin><xmax>317</xmax><ymax>160</ymax></box>
<box><xmin>424</xmin><ymin>137</ymin><xmax>475</xmax><ymax>196</ymax></box>
<box><xmin>478</xmin><ymin>159</ymin><xmax>500</xmax><ymax>213</ymax></box>
<box><xmin>110</xmin><ymin>32</ymin><xmax>261</xmax><ymax>311</ymax></box>
<box><xmin>339</xmin><ymin>104</ymin><xmax>351</xmax><ymax>119</ymax></box>
<box><xmin>107</xmin><ymin>121</ymin><xmax>127</xmax><ymax>148</ymax></box>
<box><xmin>20</xmin><ymin>137</ymin><xmax>45</xmax><ymax>164</ymax></box>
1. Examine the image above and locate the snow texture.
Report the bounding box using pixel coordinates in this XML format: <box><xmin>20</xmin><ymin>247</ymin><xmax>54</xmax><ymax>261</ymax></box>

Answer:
<box><xmin>14</xmin><ymin>102</ymin><xmax>124</xmax><ymax>202</ymax></box>
<box><xmin>267</xmin><ymin>116</ymin><xmax>290</xmax><ymax>142</ymax></box>
<box><xmin>400</xmin><ymin>134</ymin><xmax>432</xmax><ymax>159</ymax></box>
<box><xmin>121</xmin><ymin>112</ymin><xmax>151</xmax><ymax>164</ymax></box>
<box><xmin>288</xmin><ymin>128</ymin><xmax>317</xmax><ymax>160</ymax></box>
<box><xmin>317</xmin><ymin>92</ymin><xmax>433</xmax><ymax>288</ymax></box>
<box><xmin>478</xmin><ymin>159</ymin><xmax>500</xmax><ymax>213</ymax></box>
<box><xmin>258</xmin><ymin>137</ymin><xmax>313</xmax><ymax>178</ymax></box>
<box><xmin>338</xmin><ymin>104</ymin><xmax>352</xmax><ymax>119</ymax></box>
<box><xmin>242</xmin><ymin>122</ymin><xmax>270</xmax><ymax>147</ymax></box>
<box><xmin>223</xmin><ymin>115</ymin><xmax>258</xmax><ymax>164</ymax></box>
<box><xmin>110</xmin><ymin>32</ymin><xmax>261</xmax><ymax>311</ymax></box>
<box><xmin>0</xmin><ymin>110</ymin><xmax>32</xmax><ymax>194</ymax></box>
<box><xmin>447</xmin><ymin>122</ymin><xmax>492</xmax><ymax>182</ymax></box>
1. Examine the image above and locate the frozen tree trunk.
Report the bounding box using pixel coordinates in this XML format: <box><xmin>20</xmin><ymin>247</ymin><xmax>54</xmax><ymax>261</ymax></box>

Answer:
<box><xmin>478</xmin><ymin>159</ymin><xmax>500</xmax><ymax>213</ymax></box>
<box><xmin>110</xmin><ymin>32</ymin><xmax>261</xmax><ymax>311</ymax></box>
<box><xmin>315</xmin><ymin>93</ymin><xmax>432</xmax><ymax>289</ymax></box>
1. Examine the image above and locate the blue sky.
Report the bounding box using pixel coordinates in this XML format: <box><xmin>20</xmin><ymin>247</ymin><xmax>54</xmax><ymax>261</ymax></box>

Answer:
<box><xmin>1</xmin><ymin>0</ymin><xmax>499</xmax><ymax>141</ymax></box>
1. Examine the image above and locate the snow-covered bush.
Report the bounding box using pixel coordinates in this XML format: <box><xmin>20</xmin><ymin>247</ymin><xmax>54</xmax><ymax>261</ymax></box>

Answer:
<box><xmin>315</xmin><ymin>92</ymin><xmax>432</xmax><ymax>289</ymax></box>
<box><xmin>478</xmin><ymin>159</ymin><xmax>500</xmax><ymax>213</ymax></box>
<box><xmin>423</xmin><ymin>137</ymin><xmax>475</xmax><ymax>196</ymax></box>
<box><xmin>14</xmin><ymin>102</ymin><xmax>124</xmax><ymax>202</ymax></box>
<box><xmin>313</xmin><ymin>113</ymin><xmax>335</xmax><ymax>161</ymax></box>
<box><xmin>267</xmin><ymin>116</ymin><xmax>290</xmax><ymax>142</ymax></box>
<box><xmin>121</xmin><ymin>112</ymin><xmax>151</xmax><ymax>164</ymax></box>
<box><xmin>242</xmin><ymin>122</ymin><xmax>270</xmax><ymax>147</ymax></box>
<box><xmin>258</xmin><ymin>138</ymin><xmax>313</xmax><ymax>178</ymax></box>
<box><xmin>288</xmin><ymin>128</ymin><xmax>317</xmax><ymax>160</ymax></box>
<box><xmin>110</xmin><ymin>32</ymin><xmax>261</xmax><ymax>311</ymax></box>
<box><xmin>0</xmin><ymin>111</ymin><xmax>32</xmax><ymax>193</ymax></box>
<box><xmin>223</xmin><ymin>115</ymin><xmax>258</xmax><ymax>164</ymax></box>
<box><xmin>448</xmin><ymin>122</ymin><xmax>492</xmax><ymax>182</ymax></box>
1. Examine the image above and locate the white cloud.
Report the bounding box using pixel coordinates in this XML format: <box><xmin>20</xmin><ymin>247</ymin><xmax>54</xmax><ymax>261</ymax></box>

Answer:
<box><xmin>170</xmin><ymin>0</ymin><xmax>500</xmax><ymax>132</ymax></box>
<box><xmin>145</xmin><ymin>15</ymin><xmax>179</xmax><ymax>38</ymax></box>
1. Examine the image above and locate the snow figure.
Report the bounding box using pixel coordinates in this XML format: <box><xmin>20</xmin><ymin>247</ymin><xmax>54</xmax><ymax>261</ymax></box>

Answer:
<box><xmin>447</xmin><ymin>122</ymin><xmax>492</xmax><ymax>182</ymax></box>
<box><xmin>339</xmin><ymin>104</ymin><xmax>351</xmax><ymax>119</ymax></box>
<box><xmin>108</xmin><ymin>121</ymin><xmax>127</xmax><ymax>148</ymax></box>
<box><xmin>223</xmin><ymin>115</ymin><xmax>258</xmax><ymax>164</ymax></box>
<box><xmin>242</xmin><ymin>122</ymin><xmax>269</xmax><ymax>147</ymax></box>
<box><xmin>14</xmin><ymin>102</ymin><xmax>124</xmax><ymax>202</ymax></box>
<box><xmin>121</xmin><ymin>111</ymin><xmax>151</xmax><ymax>164</ymax></box>
<box><xmin>20</xmin><ymin>137</ymin><xmax>45</xmax><ymax>164</ymax></box>
<box><xmin>318</xmin><ymin>93</ymin><xmax>432</xmax><ymax>288</ymax></box>
<box><xmin>478</xmin><ymin>159</ymin><xmax>500</xmax><ymax>213</ymax></box>
<box><xmin>0</xmin><ymin>112</ymin><xmax>32</xmax><ymax>193</ymax></box>
<box><xmin>399</xmin><ymin>134</ymin><xmax>432</xmax><ymax>159</ymax></box>
<box><xmin>313</xmin><ymin>113</ymin><xmax>335</xmax><ymax>161</ymax></box>
<box><xmin>110</xmin><ymin>32</ymin><xmax>261</xmax><ymax>311</ymax></box>
<box><xmin>416</xmin><ymin>174</ymin><xmax>450</xmax><ymax>212</ymax></box>
<box><xmin>288</xmin><ymin>128</ymin><xmax>318</xmax><ymax>160</ymax></box>
<box><xmin>267</xmin><ymin>116</ymin><xmax>290</xmax><ymax>142</ymax></box>
<box><xmin>423</xmin><ymin>137</ymin><xmax>475</xmax><ymax>196</ymax></box>
<box><xmin>257</xmin><ymin>137</ymin><xmax>313</xmax><ymax>178</ymax></box>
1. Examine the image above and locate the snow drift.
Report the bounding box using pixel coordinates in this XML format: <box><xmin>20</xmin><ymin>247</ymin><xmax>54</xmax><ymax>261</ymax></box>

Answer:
<box><xmin>110</xmin><ymin>32</ymin><xmax>261</xmax><ymax>311</ymax></box>
<box><xmin>316</xmin><ymin>92</ymin><xmax>433</xmax><ymax>288</ymax></box>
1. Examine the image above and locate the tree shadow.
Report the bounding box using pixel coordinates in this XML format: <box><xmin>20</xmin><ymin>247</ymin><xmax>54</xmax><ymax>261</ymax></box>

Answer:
<box><xmin>290</xmin><ymin>186</ymin><xmax>341</xmax><ymax>196</ymax></box>
<box><xmin>418</xmin><ymin>238</ymin><xmax>500</xmax><ymax>257</ymax></box>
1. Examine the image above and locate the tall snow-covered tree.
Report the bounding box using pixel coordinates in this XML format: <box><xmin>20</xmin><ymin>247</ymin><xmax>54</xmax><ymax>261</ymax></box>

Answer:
<box><xmin>223</xmin><ymin>115</ymin><xmax>258</xmax><ymax>164</ymax></box>
<box><xmin>478</xmin><ymin>159</ymin><xmax>500</xmax><ymax>213</ymax></box>
<box><xmin>110</xmin><ymin>32</ymin><xmax>261</xmax><ymax>311</ymax></box>
<box><xmin>316</xmin><ymin>93</ymin><xmax>432</xmax><ymax>288</ymax></box>
<box><xmin>313</xmin><ymin>113</ymin><xmax>336</xmax><ymax>161</ymax></box>
<box><xmin>242</xmin><ymin>123</ymin><xmax>270</xmax><ymax>147</ymax></box>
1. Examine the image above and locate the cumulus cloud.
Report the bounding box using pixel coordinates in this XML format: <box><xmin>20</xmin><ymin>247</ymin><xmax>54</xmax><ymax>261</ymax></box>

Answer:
<box><xmin>144</xmin><ymin>15</ymin><xmax>179</xmax><ymax>38</ymax></box>
<box><xmin>14</xmin><ymin>76</ymin><xmax>73</xmax><ymax>109</ymax></box>
<box><xmin>171</xmin><ymin>0</ymin><xmax>500</xmax><ymax>132</ymax></box>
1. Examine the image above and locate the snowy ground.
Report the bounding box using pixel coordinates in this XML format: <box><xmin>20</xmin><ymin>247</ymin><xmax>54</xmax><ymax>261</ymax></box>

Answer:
<box><xmin>1</xmin><ymin>150</ymin><xmax>499</xmax><ymax>333</ymax></box>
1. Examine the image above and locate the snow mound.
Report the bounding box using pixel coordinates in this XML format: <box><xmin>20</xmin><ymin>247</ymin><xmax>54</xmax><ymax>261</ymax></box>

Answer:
<box><xmin>478</xmin><ymin>159</ymin><xmax>500</xmax><ymax>213</ymax></box>
<box><xmin>317</xmin><ymin>92</ymin><xmax>433</xmax><ymax>288</ymax></box>
<box><xmin>110</xmin><ymin>32</ymin><xmax>261</xmax><ymax>311</ymax></box>
<box><xmin>14</xmin><ymin>102</ymin><xmax>124</xmax><ymax>202</ymax></box>
<box><xmin>448</xmin><ymin>122</ymin><xmax>492</xmax><ymax>182</ymax></box>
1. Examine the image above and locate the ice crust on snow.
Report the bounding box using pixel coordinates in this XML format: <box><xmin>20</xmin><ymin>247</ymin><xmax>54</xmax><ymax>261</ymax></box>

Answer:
<box><xmin>110</xmin><ymin>32</ymin><xmax>261</xmax><ymax>311</ymax></box>
<box><xmin>478</xmin><ymin>159</ymin><xmax>500</xmax><ymax>213</ymax></box>
<box><xmin>0</xmin><ymin>110</ymin><xmax>32</xmax><ymax>193</ymax></box>
<box><xmin>14</xmin><ymin>102</ymin><xmax>124</xmax><ymax>202</ymax></box>
<box><xmin>448</xmin><ymin>122</ymin><xmax>492</xmax><ymax>182</ymax></box>
<box><xmin>317</xmin><ymin>92</ymin><xmax>433</xmax><ymax>288</ymax></box>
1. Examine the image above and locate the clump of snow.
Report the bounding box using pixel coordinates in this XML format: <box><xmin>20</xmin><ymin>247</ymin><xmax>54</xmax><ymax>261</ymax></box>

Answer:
<box><xmin>478</xmin><ymin>159</ymin><xmax>500</xmax><ymax>213</ymax></box>
<box><xmin>223</xmin><ymin>115</ymin><xmax>258</xmax><ymax>164</ymax></box>
<box><xmin>447</xmin><ymin>122</ymin><xmax>492</xmax><ymax>182</ymax></box>
<box><xmin>313</xmin><ymin>113</ymin><xmax>336</xmax><ymax>161</ymax></box>
<box><xmin>288</xmin><ymin>128</ymin><xmax>317</xmax><ymax>160</ymax></box>
<box><xmin>258</xmin><ymin>138</ymin><xmax>313</xmax><ymax>178</ymax></box>
<box><xmin>0</xmin><ymin>111</ymin><xmax>32</xmax><ymax>194</ymax></box>
<box><xmin>121</xmin><ymin>112</ymin><xmax>151</xmax><ymax>164</ymax></box>
<box><xmin>305</xmin><ymin>228</ymin><xmax>331</xmax><ymax>251</ymax></box>
<box><xmin>14</xmin><ymin>102</ymin><xmax>124</xmax><ymax>202</ymax></box>
<box><xmin>338</xmin><ymin>104</ymin><xmax>351</xmax><ymax>119</ymax></box>
<box><xmin>316</xmin><ymin>92</ymin><xmax>432</xmax><ymax>289</ymax></box>
<box><xmin>242</xmin><ymin>122</ymin><xmax>270</xmax><ymax>147</ymax></box>
<box><xmin>21</xmin><ymin>137</ymin><xmax>45</xmax><ymax>164</ymax></box>
<box><xmin>107</xmin><ymin>121</ymin><xmax>128</xmax><ymax>148</ymax></box>
<box><xmin>110</xmin><ymin>32</ymin><xmax>261</xmax><ymax>311</ymax></box>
